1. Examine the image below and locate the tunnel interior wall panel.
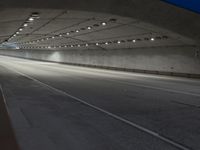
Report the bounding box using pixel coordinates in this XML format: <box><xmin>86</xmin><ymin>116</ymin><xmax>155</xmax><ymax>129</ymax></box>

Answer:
<box><xmin>0</xmin><ymin>46</ymin><xmax>199</xmax><ymax>77</ymax></box>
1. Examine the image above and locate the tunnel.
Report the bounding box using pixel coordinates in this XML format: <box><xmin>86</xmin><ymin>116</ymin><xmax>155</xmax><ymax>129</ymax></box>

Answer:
<box><xmin>0</xmin><ymin>0</ymin><xmax>200</xmax><ymax>150</ymax></box>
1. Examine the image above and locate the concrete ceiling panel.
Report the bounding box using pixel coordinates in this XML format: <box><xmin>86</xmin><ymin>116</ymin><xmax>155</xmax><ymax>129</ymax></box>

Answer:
<box><xmin>0</xmin><ymin>8</ymin><xmax>198</xmax><ymax>50</ymax></box>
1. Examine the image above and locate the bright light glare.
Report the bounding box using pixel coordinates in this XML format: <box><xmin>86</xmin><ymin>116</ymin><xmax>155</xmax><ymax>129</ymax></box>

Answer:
<box><xmin>87</xmin><ymin>26</ymin><xmax>92</xmax><ymax>30</ymax></box>
<box><xmin>151</xmin><ymin>38</ymin><xmax>155</xmax><ymax>41</ymax></box>
<box><xmin>102</xmin><ymin>22</ymin><xmax>107</xmax><ymax>26</ymax></box>
<box><xmin>29</xmin><ymin>18</ymin><xmax>34</xmax><ymax>21</ymax></box>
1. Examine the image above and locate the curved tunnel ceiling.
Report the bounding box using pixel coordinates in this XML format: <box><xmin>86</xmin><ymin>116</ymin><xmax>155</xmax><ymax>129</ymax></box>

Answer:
<box><xmin>0</xmin><ymin>0</ymin><xmax>199</xmax><ymax>50</ymax></box>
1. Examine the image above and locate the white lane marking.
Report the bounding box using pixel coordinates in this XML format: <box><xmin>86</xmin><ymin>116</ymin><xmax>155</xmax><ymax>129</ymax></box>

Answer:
<box><xmin>105</xmin><ymin>79</ymin><xmax>200</xmax><ymax>97</ymax></box>
<box><xmin>8</xmin><ymin>60</ymin><xmax>200</xmax><ymax>98</ymax></box>
<box><xmin>13</xmin><ymin>59</ymin><xmax>199</xmax><ymax>98</ymax></box>
<box><xmin>0</xmin><ymin>85</ymin><xmax>8</xmax><ymax>107</ymax></box>
<box><xmin>1</xmin><ymin>56</ymin><xmax>199</xmax><ymax>98</ymax></box>
<box><xmin>1</xmin><ymin>64</ymin><xmax>191</xmax><ymax>150</ymax></box>
<box><xmin>0</xmin><ymin>85</ymin><xmax>14</xmax><ymax>123</ymax></box>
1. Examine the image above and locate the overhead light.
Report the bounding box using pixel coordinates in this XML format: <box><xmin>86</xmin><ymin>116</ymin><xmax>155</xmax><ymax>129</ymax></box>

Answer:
<box><xmin>52</xmin><ymin>36</ymin><xmax>55</xmax><ymax>39</ymax></box>
<box><xmin>76</xmin><ymin>30</ymin><xmax>80</xmax><ymax>33</ymax></box>
<box><xmin>66</xmin><ymin>32</ymin><xmax>70</xmax><ymax>35</ymax></box>
<box><xmin>117</xmin><ymin>41</ymin><xmax>121</xmax><ymax>44</ymax></box>
<box><xmin>105</xmin><ymin>42</ymin><xmax>109</xmax><ymax>45</ymax></box>
<box><xmin>101</xmin><ymin>22</ymin><xmax>107</xmax><ymax>26</ymax></box>
<box><xmin>1</xmin><ymin>12</ymin><xmax>41</xmax><ymax>45</ymax></box>
<box><xmin>87</xmin><ymin>26</ymin><xmax>92</xmax><ymax>30</ymax></box>
<box><xmin>59</xmin><ymin>34</ymin><xmax>63</xmax><ymax>37</ymax></box>
<box><xmin>85</xmin><ymin>43</ymin><xmax>89</xmax><ymax>47</ymax></box>
<box><xmin>96</xmin><ymin>43</ymin><xmax>99</xmax><ymax>46</ymax></box>
<box><xmin>71</xmin><ymin>45</ymin><xmax>73</xmax><ymax>47</ymax></box>
<box><xmin>78</xmin><ymin>44</ymin><xmax>80</xmax><ymax>47</ymax></box>
<box><xmin>29</xmin><ymin>17</ymin><xmax>34</xmax><ymax>21</ymax></box>
<box><xmin>132</xmin><ymin>40</ymin><xmax>136</xmax><ymax>43</ymax></box>
<box><xmin>151</xmin><ymin>38</ymin><xmax>155</xmax><ymax>41</ymax></box>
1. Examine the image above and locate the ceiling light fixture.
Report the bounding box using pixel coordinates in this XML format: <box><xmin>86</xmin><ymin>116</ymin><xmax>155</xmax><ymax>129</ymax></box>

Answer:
<box><xmin>29</xmin><ymin>17</ymin><xmax>34</xmax><ymax>21</ymax></box>
<box><xmin>87</xmin><ymin>26</ymin><xmax>92</xmax><ymax>30</ymax></box>
<box><xmin>101</xmin><ymin>22</ymin><xmax>107</xmax><ymax>26</ymax></box>
<box><xmin>151</xmin><ymin>38</ymin><xmax>155</xmax><ymax>41</ymax></box>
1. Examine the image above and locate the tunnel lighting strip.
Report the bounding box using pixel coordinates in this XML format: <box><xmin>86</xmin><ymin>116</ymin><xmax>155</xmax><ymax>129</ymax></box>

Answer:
<box><xmin>19</xmin><ymin>35</ymin><xmax>169</xmax><ymax>50</ymax></box>
<box><xmin>3</xmin><ymin>13</ymin><xmax>40</xmax><ymax>45</ymax></box>
<box><xmin>16</xmin><ymin>19</ymin><xmax>115</xmax><ymax>45</ymax></box>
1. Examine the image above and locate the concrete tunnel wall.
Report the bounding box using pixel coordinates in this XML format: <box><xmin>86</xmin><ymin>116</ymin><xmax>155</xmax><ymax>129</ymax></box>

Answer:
<box><xmin>0</xmin><ymin>0</ymin><xmax>200</xmax><ymax>77</ymax></box>
<box><xmin>1</xmin><ymin>45</ymin><xmax>200</xmax><ymax>77</ymax></box>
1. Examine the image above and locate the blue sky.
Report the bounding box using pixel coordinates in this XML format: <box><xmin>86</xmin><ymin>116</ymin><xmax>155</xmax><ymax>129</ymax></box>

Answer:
<box><xmin>163</xmin><ymin>0</ymin><xmax>200</xmax><ymax>13</ymax></box>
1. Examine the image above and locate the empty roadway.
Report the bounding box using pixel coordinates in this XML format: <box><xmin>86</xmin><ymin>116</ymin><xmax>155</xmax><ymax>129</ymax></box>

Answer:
<box><xmin>0</xmin><ymin>55</ymin><xmax>200</xmax><ymax>150</ymax></box>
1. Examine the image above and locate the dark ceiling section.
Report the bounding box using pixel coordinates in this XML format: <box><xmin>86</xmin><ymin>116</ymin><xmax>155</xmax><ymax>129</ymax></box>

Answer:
<box><xmin>163</xmin><ymin>0</ymin><xmax>200</xmax><ymax>14</ymax></box>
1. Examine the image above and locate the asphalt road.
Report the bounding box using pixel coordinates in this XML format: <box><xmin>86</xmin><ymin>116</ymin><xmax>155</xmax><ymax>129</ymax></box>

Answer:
<box><xmin>0</xmin><ymin>55</ymin><xmax>200</xmax><ymax>150</ymax></box>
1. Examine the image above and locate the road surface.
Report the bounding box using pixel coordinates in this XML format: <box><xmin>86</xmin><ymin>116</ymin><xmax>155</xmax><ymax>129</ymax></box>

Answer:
<box><xmin>0</xmin><ymin>55</ymin><xmax>200</xmax><ymax>150</ymax></box>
